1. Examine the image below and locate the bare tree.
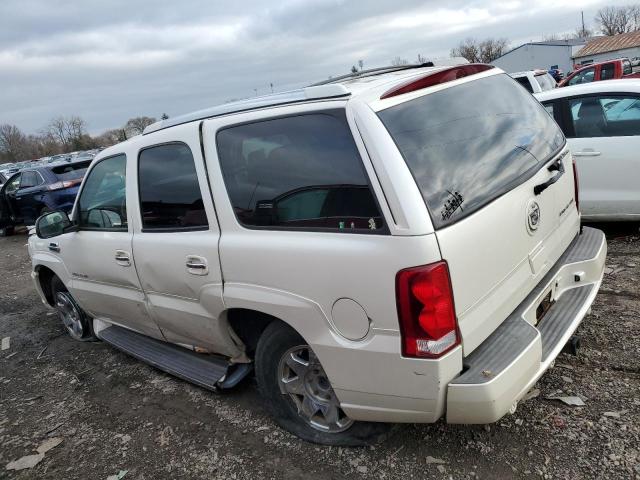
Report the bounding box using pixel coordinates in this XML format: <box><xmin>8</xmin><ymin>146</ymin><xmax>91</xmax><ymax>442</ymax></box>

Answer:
<box><xmin>596</xmin><ymin>5</ymin><xmax>640</xmax><ymax>35</ymax></box>
<box><xmin>391</xmin><ymin>56</ymin><xmax>409</xmax><ymax>66</ymax></box>
<box><xmin>124</xmin><ymin>116</ymin><xmax>157</xmax><ymax>137</ymax></box>
<box><xmin>417</xmin><ymin>53</ymin><xmax>427</xmax><ymax>64</ymax></box>
<box><xmin>450</xmin><ymin>38</ymin><xmax>509</xmax><ymax>63</ymax></box>
<box><xmin>0</xmin><ymin>124</ymin><xmax>28</xmax><ymax>163</ymax></box>
<box><xmin>46</xmin><ymin>115</ymin><xmax>87</xmax><ymax>149</ymax></box>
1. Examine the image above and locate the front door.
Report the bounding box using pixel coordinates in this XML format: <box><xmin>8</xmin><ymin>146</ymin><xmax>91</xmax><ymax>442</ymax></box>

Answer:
<box><xmin>2</xmin><ymin>173</ymin><xmax>22</xmax><ymax>224</ymax></box>
<box><xmin>15</xmin><ymin>170</ymin><xmax>45</xmax><ymax>223</ymax></box>
<box><xmin>130</xmin><ymin>134</ymin><xmax>236</xmax><ymax>356</ymax></box>
<box><xmin>566</xmin><ymin>93</ymin><xmax>640</xmax><ymax>219</ymax></box>
<box><xmin>60</xmin><ymin>153</ymin><xmax>162</xmax><ymax>338</ymax></box>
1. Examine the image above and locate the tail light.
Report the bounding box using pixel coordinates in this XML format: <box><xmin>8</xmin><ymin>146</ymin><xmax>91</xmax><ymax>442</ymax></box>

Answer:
<box><xmin>47</xmin><ymin>179</ymin><xmax>82</xmax><ymax>191</ymax></box>
<box><xmin>572</xmin><ymin>158</ymin><xmax>579</xmax><ymax>212</ymax></box>
<box><xmin>396</xmin><ymin>261</ymin><xmax>459</xmax><ymax>358</ymax></box>
<box><xmin>380</xmin><ymin>64</ymin><xmax>494</xmax><ymax>100</ymax></box>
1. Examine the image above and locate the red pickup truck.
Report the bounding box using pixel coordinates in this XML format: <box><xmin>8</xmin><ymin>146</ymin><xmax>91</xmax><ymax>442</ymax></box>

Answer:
<box><xmin>559</xmin><ymin>58</ymin><xmax>640</xmax><ymax>87</ymax></box>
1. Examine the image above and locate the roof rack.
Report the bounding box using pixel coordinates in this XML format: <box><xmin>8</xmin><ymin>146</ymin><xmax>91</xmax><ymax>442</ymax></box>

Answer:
<box><xmin>143</xmin><ymin>84</ymin><xmax>350</xmax><ymax>135</ymax></box>
<box><xmin>309</xmin><ymin>58</ymin><xmax>470</xmax><ymax>86</ymax></box>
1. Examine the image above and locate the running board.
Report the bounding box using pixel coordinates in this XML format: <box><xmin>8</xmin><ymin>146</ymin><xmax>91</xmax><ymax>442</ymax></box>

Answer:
<box><xmin>97</xmin><ymin>325</ymin><xmax>250</xmax><ymax>391</ymax></box>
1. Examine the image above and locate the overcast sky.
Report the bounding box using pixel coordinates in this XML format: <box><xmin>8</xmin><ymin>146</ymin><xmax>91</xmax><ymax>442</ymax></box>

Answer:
<box><xmin>0</xmin><ymin>0</ymin><xmax>628</xmax><ymax>134</ymax></box>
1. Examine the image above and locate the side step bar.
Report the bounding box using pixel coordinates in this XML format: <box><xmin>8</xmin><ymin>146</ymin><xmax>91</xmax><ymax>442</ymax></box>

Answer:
<box><xmin>97</xmin><ymin>325</ymin><xmax>251</xmax><ymax>391</ymax></box>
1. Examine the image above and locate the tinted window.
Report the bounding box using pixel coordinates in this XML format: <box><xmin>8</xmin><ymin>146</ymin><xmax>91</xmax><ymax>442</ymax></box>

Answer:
<box><xmin>568</xmin><ymin>68</ymin><xmax>595</xmax><ymax>86</ymax></box>
<box><xmin>514</xmin><ymin>76</ymin><xmax>533</xmax><ymax>93</ymax></box>
<box><xmin>378</xmin><ymin>73</ymin><xmax>565</xmax><ymax>229</ymax></box>
<box><xmin>217</xmin><ymin>112</ymin><xmax>384</xmax><ymax>231</ymax></box>
<box><xmin>51</xmin><ymin>161</ymin><xmax>91</xmax><ymax>181</ymax></box>
<box><xmin>138</xmin><ymin>143</ymin><xmax>208</xmax><ymax>230</ymax></box>
<box><xmin>601</xmin><ymin>63</ymin><xmax>615</xmax><ymax>80</ymax></box>
<box><xmin>570</xmin><ymin>95</ymin><xmax>640</xmax><ymax>138</ymax></box>
<box><xmin>19</xmin><ymin>171</ymin><xmax>42</xmax><ymax>188</ymax></box>
<box><xmin>77</xmin><ymin>155</ymin><xmax>127</xmax><ymax>230</ymax></box>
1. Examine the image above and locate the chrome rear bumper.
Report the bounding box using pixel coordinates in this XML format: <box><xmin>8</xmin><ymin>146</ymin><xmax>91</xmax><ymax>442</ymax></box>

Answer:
<box><xmin>446</xmin><ymin>227</ymin><xmax>606</xmax><ymax>424</ymax></box>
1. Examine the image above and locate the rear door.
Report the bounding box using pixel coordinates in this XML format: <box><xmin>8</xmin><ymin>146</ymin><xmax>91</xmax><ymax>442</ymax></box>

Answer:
<box><xmin>377</xmin><ymin>72</ymin><xmax>578</xmax><ymax>354</ymax></box>
<box><xmin>564</xmin><ymin>93</ymin><xmax>640</xmax><ymax>218</ymax></box>
<box><xmin>130</xmin><ymin>128</ymin><xmax>236</xmax><ymax>356</ymax></box>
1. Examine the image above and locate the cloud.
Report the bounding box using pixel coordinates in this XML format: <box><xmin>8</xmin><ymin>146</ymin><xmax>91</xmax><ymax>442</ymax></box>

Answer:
<box><xmin>0</xmin><ymin>0</ymin><xmax>623</xmax><ymax>134</ymax></box>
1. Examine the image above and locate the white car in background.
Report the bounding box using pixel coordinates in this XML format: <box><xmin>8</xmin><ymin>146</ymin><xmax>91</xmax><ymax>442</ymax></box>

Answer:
<box><xmin>510</xmin><ymin>70</ymin><xmax>557</xmax><ymax>93</ymax></box>
<box><xmin>535</xmin><ymin>80</ymin><xmax>640</xmax><ymax>221</ymax></box>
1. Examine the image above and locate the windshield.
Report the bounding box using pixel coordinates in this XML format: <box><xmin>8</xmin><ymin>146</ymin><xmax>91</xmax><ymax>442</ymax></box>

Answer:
<box><xmin>377</xmin><ymin>73</ymin><xmax>565</xmax><ymax>229</ymax></box>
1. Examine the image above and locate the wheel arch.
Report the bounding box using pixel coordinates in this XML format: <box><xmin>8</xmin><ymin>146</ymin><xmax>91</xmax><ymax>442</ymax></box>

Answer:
<box><xmin>223</xmin><ymin>284</ymin><xmax>331</xmax><ymax>358</ymax></box>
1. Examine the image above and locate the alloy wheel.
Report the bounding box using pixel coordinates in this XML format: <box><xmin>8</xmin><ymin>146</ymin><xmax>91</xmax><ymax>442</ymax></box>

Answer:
<box><xmin>278</xmin><ymin>345</ymin><xmax>353</xmax><ymax>433</ymax></box>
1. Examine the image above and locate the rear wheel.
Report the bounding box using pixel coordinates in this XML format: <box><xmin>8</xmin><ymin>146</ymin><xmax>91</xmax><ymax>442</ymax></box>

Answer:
<box><xmin>51</xmin><ymin>276</ymin><xmax>96</xmax><ymax>341</ymax></box>
<box><xmin>255</xmin><ymin>321</ymin><xmax>390</xmax><ymax>445</ymax></box>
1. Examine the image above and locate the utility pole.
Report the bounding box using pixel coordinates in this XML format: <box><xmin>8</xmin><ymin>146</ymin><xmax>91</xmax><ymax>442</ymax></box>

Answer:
<box><xmin>270</xmin><ymin>83</ymin><xmax>274</xmax><ymax>93</ymax></box>
<box><xmin>581</xmin><ymin>11</ymin><xmax>585</xmax><ymax>37</ymax></box>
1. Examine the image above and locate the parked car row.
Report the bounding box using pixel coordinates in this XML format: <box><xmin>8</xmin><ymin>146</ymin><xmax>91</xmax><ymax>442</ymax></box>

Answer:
<box><xmin>24</xmin><ymin>63</ymin><xmax>608</xmax><ymax>446</ymax></box>
<box><xmin>0</xmin><ymin>159</ymin><xmax>91</xmax><ymax>235</ymax></box>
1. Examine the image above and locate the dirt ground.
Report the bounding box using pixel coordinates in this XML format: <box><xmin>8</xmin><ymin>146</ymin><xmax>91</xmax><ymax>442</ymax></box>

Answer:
<box><xmin>1</xmin><ymin>224</ymin><xmax>639</xmax><ymax>480</ymax></box>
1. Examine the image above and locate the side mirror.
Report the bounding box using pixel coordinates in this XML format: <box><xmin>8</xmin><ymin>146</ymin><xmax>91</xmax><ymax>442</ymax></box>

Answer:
<box><xmin>36</xmin><ymin>211</ymin><xmax>71</xmax><ymax>239</ymax></box>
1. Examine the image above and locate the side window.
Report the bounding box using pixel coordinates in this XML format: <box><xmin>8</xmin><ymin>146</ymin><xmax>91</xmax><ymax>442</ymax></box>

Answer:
<box><xmin>623</xmin><ymin>60</ymin><xmax>633</xmax><ymax>75</ymax></box>
<box><xmin>601</xmin><ymin>63</ymin><xmax>615</xmax><ymax>80</ymax></box>
<box><xmin>568</xmin><ymin>68</ymin><xmax>595</xmax><ymax>86</ymax></box>
<box><xmin>5</xmin><ymin>174</ymin><xmax>21</xmax><ymax>194</ymax></box>
<box><xmin>77</xmin><ymin>154</ymin><xmax>127</xmax><ymax>231</ymax></box>
<box><xmin>569</xmin><ymin>95</ymin><xmax>640</xmax><ymax>138</ymax></box>
<box><xmin>514</xmin><ymin>76</ymin><xmax>533</xmax><ymax>93</ymax></box>
<box><xmin>19</xmin><ymin>171</ymin><xmax>41</xmax><ymax>188</ymax></box>
<box><xmin>138</xmin><ymin>143</ymin><xmax>208</xmax><ymax>231</ymax></box>
<box><xmin>217</xmin><ymin>111</ymin><xmax>385</xmax><ymax>232</ymax></box>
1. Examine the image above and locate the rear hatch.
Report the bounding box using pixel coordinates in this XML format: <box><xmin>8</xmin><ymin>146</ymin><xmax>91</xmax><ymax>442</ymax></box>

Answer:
<box><xmin>378</xmin><ymin>72</ymin><xmax>580</xmax><ymax>354</ymax></box>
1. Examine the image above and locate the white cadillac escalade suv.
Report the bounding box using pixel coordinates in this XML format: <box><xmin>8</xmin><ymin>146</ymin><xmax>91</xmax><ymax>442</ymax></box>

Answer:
<box><xmin>28</xmin><ymin>64</ymin><xmax>606</xmax><ymax>446</ymax></box>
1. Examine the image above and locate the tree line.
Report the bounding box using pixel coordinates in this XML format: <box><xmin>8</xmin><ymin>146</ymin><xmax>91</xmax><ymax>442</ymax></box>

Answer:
<box><xmin>0</xmin><ymin>114</ymin><xmax>167</xmax><ymax>164</ymax></box>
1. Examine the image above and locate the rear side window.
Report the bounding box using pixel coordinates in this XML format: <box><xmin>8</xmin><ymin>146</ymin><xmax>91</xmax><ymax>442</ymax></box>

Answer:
<box><xmin>569</xmin><ymin>95</ymin><xmax>640</xmax><ymax>137</ymax></box>
<box><xmin>217</xmin><ymin>111</ymin><xmax>384</xmax><ymax>232</ymax></box>
<box><xmin>138</xmin><ymin>143</ymin><xmax>208</xmax><ymax>231</ymax></box>
<box><xmin>601</xmin><ymin>63</ymin><xmax>616</xmax><ymax>80</ymax></box>
<box><xmin>19</xmin><ymin>171</ymin><xmax>42</xmax><ymax>188</ymax></box>
<box><xmin>623</xmin><ymin>59</ymin><xmax>633</xmax><ymax>75</ymax></box>
<box><xmin>378</xmin><ymin>73</ymin><xmax>565</xmax><ymax>229</ymax></box>
<box><xmin>51</xmin><ymin>161</ymin><xmax>91</xmax><ymax>181</ymax></box>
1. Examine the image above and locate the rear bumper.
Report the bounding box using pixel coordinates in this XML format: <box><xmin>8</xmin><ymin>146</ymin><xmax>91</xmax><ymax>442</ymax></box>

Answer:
<box><xmin>446</xmin><ymin>227</ymin><xmax>606</xmax><ymax>424</ymax></box>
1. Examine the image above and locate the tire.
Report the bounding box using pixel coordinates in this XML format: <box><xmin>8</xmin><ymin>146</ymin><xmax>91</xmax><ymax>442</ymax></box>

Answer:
<box><xmin>50</xmin><ymin>276</ymin><xmax>97</xmax><ymax>341</ymax></box>
<box><xmin>255</xmin><ymin>321</ymin><xmax>390</xmax><ymax>446</ymax></box>
<box><xmin>0</xmin><ymin>225</ymin><xmax>14</xmax><ymax>237</ymax></box>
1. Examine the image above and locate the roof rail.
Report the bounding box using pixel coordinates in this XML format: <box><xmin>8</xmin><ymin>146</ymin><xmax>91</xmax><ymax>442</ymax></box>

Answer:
<box><xmin>143</xmin><ymin>84</ymin><xmax>350</xmax><ymax>135</ymax></box>
<box><xmin>309</xmin><ymin>57</ymin><xmax>470</xmax><ymax>87</ymax></box>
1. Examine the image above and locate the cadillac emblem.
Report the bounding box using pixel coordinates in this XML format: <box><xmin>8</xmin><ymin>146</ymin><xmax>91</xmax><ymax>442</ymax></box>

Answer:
<box><xmin>526</xmin><ymin>200</ymin><xmax>541</xmax><ymax>233</ymax></box>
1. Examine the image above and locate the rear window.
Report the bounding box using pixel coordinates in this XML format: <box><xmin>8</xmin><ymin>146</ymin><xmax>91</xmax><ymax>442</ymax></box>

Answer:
<box><xmin>535</xmin><ymin>72</ymin><xmax>556</xmax><ymax>91</ymax></box>
<box><xmin>52</xmin><ymin>161</ymin><xmax>91</xmax><ymax>181</ymax></box>
<box><xmin>378</xmin><ymin>73</ymin><xmax>565</xmax><ymax>229</ymax></box>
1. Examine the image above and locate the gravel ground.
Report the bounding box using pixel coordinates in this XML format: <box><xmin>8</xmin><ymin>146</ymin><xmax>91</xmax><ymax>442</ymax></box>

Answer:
<box><xmin>1</xmin><ymin>224</ymin><xmax>639</xmax><ymax>479</ymax></box>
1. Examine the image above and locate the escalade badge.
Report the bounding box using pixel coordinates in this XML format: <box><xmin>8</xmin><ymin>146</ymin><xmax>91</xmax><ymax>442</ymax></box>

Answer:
<box><xmin>526</xmin><ymin>200</ymin><xmax>541</xmax><ymax>234</ymax></box>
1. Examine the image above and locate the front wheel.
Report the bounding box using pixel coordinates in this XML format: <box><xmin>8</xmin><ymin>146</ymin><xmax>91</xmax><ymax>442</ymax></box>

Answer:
<box><xmin>255</xmin><ymin>322</ymin><xmax>390</xmax><ymax>446</ymax></box>
<box><xmin>51</xmin><ymin>276</ymin><xmax>96</xmax><ymax>341</ymax></box>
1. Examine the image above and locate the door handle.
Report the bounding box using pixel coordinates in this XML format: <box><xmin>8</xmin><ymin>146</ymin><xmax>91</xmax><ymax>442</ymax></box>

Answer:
<box><xmin>573</xmin><ymin>150</ymin><xmax>601</xmax><ymax>157</ymax></box>
<box><xmin>534</xmin><ymin>158</ymin><xmax>565</xmax><ymax>195</ymax></box>
<box><xmin>48</xmin><ymin>242</ymin><xmax>60</xmax><ymax>253</ymax></box>
<box><xmin>114</xmin><ymin>250</ymin><xmax>131</xmax><ymax>266</ymax></box>
<box><xmin>186</xmin><ymin>255</ymin><xmax>208</xmax><ymax>275</ymax></box>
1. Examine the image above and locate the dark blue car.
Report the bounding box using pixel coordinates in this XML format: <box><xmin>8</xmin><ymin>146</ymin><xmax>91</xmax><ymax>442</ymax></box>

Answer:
<box><xmin>0</xmin><ymin>160</ymin><xmax>91</xmax><ymax>236</ymax></box>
